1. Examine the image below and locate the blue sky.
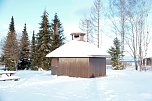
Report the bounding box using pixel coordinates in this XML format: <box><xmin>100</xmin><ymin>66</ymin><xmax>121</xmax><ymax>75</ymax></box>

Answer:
<box><xmin>1</xmin><ymin>0</ymin><xmax>152</xmax><ymax>58</ymax></box>
<box><xmin>0</xmin><ymin>0</ymin><xmax>117</xmax><ymax>55</ymax></box>
<box><xmin>0</xmin><ymin>0</ymin><xmax>93</xmax><ymax>40</ymax></box>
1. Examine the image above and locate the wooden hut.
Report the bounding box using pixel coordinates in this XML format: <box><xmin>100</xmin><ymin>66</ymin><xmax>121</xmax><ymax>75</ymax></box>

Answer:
<box><xmin>143</xmin><ymin>58</ymin><xmax>152</xmax><ymax>66</ymax></box>
<box><xmin>46</xmin><ymin>33</ymin><xmax>109</xmax><ymax>78</ymax></box>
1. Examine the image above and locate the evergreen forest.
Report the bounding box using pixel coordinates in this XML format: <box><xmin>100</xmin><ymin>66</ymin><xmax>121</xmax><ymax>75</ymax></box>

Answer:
<box><xmin>1</xmin><ymin>10</ymin><xmax>65</xmax><ymax>71</ymax></box>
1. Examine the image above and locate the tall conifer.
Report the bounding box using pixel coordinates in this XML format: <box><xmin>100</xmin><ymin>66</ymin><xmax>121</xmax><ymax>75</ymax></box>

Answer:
<box><xmin>51</xmin><ymin>13</ymin><xmax>65</xmax><ymax>51</ymax></box>
<box><xmin>18</xmin><ymin>24</ymin><xmax>30</xmax><ymax>70</ymax></box>
<box><xmin>31</xmin><ymin>31</ymin><xmax>37</xmax><ymax>70</ymax></box>
<box><xmin>2</xmin><ymin>16</ymin><xmax>19</xmax><ymax>70</ymax></box>
<box><xmin>36</xmin><ymin>10</ymin><xmax>52</xmax><ymax>70</ymax></box>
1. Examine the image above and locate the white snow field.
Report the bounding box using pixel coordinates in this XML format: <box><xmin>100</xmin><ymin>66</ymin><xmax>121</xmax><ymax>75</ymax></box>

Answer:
<box><xmin>1</xmin><ymin>69</ymin><xmax>152</xmax><ymax>101</ymax></box>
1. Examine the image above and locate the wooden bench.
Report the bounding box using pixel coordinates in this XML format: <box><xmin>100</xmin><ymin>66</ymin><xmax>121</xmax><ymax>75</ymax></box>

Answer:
<box><xmin>0</xmin><ymin>71</ymin><xmax>20</xmax><ymax>81</ymax></box>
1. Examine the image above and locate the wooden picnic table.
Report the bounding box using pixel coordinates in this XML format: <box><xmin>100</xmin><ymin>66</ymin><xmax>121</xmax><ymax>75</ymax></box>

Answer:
<box><xmin>0</xmin><ymin>71</ymin><xmax>20</xmax><ymax>81</ymax></box>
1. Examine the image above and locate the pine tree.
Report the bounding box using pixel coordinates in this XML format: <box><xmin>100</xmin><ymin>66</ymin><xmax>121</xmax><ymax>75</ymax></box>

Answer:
<box><xmin>31</xmin><ymin>31</ymin><xmax>37</xmax><ymax>70</ymax></box>
<box><xmin>51</xmin><ymin>13</ymin><xmax>65</xmax><ymax>51</ymax></box>
<box><xmin>108</xmin><ymin>37</ymin><xmax>123</xmax><ymax>70</ymax></box>
<box><xmin>18</xmin><ymin>24</ymin><xmax>30</xmax><ymax>70</ymax></box>
<box><xmin>36</xmin><ymin>10</ymin><xmax>52</xmax><ymax>70</ymax></box>
<box><xmin>9</xmin><ymin>16</ymin><xmax>15</xmax><ymax>32</ymax></box>
<box><xmin>2</xmin><ymin>16</ymin><xmax>19</xmax><ymax>70</ymax></box>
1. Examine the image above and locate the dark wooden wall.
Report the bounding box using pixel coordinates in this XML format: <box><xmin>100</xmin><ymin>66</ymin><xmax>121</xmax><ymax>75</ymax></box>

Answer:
<box><xmin>51</xmin><ymin>57</ymin><xmax>106</xmax><ymax>78</ymax></box>
<box><xmin>143</xmin><ymin>58</ymin><xmax>152</xmax><ymax>66</ymax></box>
<box><xmin>58</xmin><ymin>58</ymin><xmax>90</xmax><ymax>78</ymax></box>
<box><xmin>89</xmin><ymin>57</ymin><xmax>106</xmax><ymax>77</ymax></box>
<box><xmin>51</xmin><ymin>58</ymin><xmax>59</xmax><ymax>75</ymax></box>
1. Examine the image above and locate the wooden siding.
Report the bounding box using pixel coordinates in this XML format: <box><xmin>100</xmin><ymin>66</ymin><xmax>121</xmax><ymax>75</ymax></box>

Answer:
<box><xmin>89</xmin><ymin>57</ymin><xmax>106</xmax><ymax>77</ymax></box>
<box><xmin>51</xmin><ymin>58</ymin><xmax>59</xmax><ymax>67</ymax></box>
<box><xmin>50</xmin><ymin>57</ymin><xmax>106</xmax><ymax>78</ymax></box>
<box><xmin>58</xmin><ymin>58</ymin><xmax>90</xmax><ymax>78</ymax></box>
<box><xmin>51</xmin><ymin>58</ymin><xmax>59</xmax><ymax>75</ymax></box>
<box><xmin>143</xmin><ymin>58</ymin><xmax>152</xmax><ymax>66</ymax></box>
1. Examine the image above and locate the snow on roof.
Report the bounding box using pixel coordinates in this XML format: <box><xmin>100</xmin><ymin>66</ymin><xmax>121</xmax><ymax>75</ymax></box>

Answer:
<box><xmin>46</xmin><ymin>40</ymin><xmax>109</xmax><ymax>58</ymax></box>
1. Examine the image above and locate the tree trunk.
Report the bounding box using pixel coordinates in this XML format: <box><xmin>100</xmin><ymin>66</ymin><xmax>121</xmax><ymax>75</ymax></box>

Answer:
<box><xmin>134</xmin><ymin>55</ymin><xmax>138</xmax><ymax>70</ymax></box>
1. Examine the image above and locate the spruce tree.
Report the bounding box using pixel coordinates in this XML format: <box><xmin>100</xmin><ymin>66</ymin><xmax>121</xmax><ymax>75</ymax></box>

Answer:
<box><xmin>51</xmin><ymin>13</ymin><xmax>65</xmax><ymax>51</ymax></box>
<box><xmin>18</xmin><ymin>24</ymin><xmax>30</xmax><ymax>70</ymax></box>
<box><xmin>2</xmin><ymin>16</ymin><xmax>19</xmax><ymax>70</ymax></box>
<box><xmin>108</xmin><ymin>37</ymin><xmax>123</xmax><ymax>70</ymax></box>
<box><xmin>9</xmin><ymin>16</ymin><xmax>15</xmax><ymax>32</ymax></box>
<box><xmin>36</xmin><ymin>10</ymin><xmax>52</xmax><ymax>70</ymax></box>
<box><xmin>31</xmin><ymin>31</ymin><xmax>37</xmax><ymax>70</ymax></box>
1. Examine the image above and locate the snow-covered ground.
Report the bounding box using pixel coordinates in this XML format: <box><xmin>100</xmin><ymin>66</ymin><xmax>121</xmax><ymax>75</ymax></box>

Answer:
<box><xmin>1</xmin><ymin>68</ymin><xmax>152</xmax><ymax>101</ymax></box>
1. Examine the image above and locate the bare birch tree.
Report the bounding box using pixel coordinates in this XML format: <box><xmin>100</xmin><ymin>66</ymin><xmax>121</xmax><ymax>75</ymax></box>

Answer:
<box><xmin>109</xmin><ymin>0</ymin><xmax>151</xmax><ymax>70</ymax></box>
<box><xmin>108</xmin><ymin>0</ymin><xmax>128</xmax><ymax>68</ymax></box>
<box><xmin>79</xmin><ymin>18</ymin><xmax>94</xmax><ymax>43</ymax></box>
<box><xmin>126</xmin><ymin>0</ymin><xmax>151</xmax><ymax>70</ymax></box>
<box><xmin>90</xmin><ymin>0</ymin><xmax>103</xmax><ymax>48</ymax></box>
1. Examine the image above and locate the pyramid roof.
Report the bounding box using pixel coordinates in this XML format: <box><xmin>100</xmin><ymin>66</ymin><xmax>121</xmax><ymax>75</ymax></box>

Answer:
<box><xmin>46</xmin><ymin>40</ymin><xmax>109</xmax><ymax>58</ymax></box>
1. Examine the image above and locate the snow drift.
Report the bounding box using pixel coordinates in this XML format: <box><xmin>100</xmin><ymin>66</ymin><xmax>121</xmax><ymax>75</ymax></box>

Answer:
<box><xmin>0</xmin><ymin>69</ymin><xmax>152</xmax><ymax>101</ymax></box>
